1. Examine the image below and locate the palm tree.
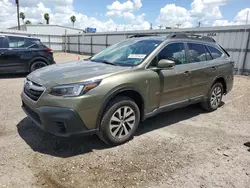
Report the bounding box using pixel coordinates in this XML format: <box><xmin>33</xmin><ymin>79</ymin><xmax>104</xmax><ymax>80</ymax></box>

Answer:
<box><xmin>44</xmin><ymin>13</ymin><xmax>50</xmax><ymax>24</ymax></box>
<box><xmin>25</xmin><ymin>20</ymin><xmax>31</xmax><ymax>24</ymax></box>
<box><xmin>20</xmin><ymin>12</ymin><xmax>25</xmax><ymax>24</ymax></box>
<box><xmin>70</xmin><ymin>15</ymin><xmax>76</xmax><ymax>27</ymax></box>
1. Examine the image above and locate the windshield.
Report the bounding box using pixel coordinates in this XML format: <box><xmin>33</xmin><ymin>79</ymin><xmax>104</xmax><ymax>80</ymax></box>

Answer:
<box><xmin>91</xmin><ymin>39</ymin><xmax>162</xmax><ymax>66</ymax></box>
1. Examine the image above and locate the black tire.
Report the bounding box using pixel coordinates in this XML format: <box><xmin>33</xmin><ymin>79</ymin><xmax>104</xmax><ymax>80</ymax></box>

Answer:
<box><xmin>201</xmin><ymin>82</ymin><xmax>224</xmax><ymax>112</ymax></box>
<box><xmin>30</xmin><ymin>61</ymin><xmax>47</xmax><ymax>72</ymax></box>
<box><xmin>98</xmin><ymin>96</ymin><xmax>140</xmax><ymax>145</ymax></box>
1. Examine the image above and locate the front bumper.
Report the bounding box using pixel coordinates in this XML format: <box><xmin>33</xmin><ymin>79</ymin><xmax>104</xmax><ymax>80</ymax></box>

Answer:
<box><xmin>22</xmin><ymin>101</ymin><xmax>97</xmax><ymax>137</ymax></box>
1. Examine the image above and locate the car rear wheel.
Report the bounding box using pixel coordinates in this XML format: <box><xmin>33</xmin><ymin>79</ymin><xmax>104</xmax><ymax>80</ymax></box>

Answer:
<box><xmin>30</xmin><ymin>61</ymin><xmax>47</xmax><ymax>72</ymax></box>
<box><xmin>201</xmin><ymin>82</ymin><xmax>224</xmax><ymax>112</ymax></box>
<box><xmin>98</xmin><ymin>96</ymin><xmax>140</xmax><ymax>145</ymax></box>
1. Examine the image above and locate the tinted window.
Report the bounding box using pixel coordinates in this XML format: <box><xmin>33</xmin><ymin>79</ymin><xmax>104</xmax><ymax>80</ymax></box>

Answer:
<box><xmin>8</xmin><ymin>36</ymin><xmax>26</xmax><ymax>48</ymax></box>
<box><xmin>0</xmin><ymin>38</ymin><xmax>3</xmax><ymax>48</ymax></box>
<box><xmin>205</xmin><ymin>46</ymin><xmax>213</xmax><ymax>61</ymax></box>
<box><xmin>207</xmin><ymin>45</ymin><xmax>223</xmax><ymax>59</ymax></box>
<box><xmin>187</xmin><ymin>43</ymin><xmax>207</xmax><ymax>63</ymax></box>
<box><xmin>157</xmin><ymin>43</ymin><xmax>186</xmax><ymax>65</ymax></box>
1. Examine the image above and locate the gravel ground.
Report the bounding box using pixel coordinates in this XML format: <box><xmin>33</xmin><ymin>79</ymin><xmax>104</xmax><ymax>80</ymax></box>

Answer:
<box><xmin>0</xmin><ymin>57</ymin><xmax>249</xmax><ymax>188</ymax></box>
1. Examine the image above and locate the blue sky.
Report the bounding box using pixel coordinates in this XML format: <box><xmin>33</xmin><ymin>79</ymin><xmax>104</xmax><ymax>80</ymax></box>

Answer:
<box><xmin>1</xmin><ymin>0</ymin><xmax>250</xmax><ymax>31</ymax></box>
<box><xmin>73</xmin><ymin>0</ymin><xmax>250</xmax><ymax>25</ymax></box>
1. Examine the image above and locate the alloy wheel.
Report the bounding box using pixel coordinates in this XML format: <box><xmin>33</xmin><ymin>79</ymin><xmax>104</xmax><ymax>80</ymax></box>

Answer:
<box><xmin>109</xmin><ymin>106</ymin><xmax>136</xmax><ymax>139</ymax></box>
<box><xmin>210</xmin><ymin>86</ymin><xmax>222</xmax><ymax>108</ymax></box>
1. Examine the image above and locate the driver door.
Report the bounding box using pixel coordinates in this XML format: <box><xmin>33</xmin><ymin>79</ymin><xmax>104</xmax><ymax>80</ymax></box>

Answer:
<box><xmin>154</xmin><ymin>42</ymin><xmax>191</xmax><ymax>107</ymax></box>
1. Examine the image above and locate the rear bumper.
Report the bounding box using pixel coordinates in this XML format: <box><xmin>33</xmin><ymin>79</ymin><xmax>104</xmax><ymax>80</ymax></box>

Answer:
<box><xmin>22</xmin><ymin>101</ymin><xmax>97</xmax><ymax>137</ymax></box>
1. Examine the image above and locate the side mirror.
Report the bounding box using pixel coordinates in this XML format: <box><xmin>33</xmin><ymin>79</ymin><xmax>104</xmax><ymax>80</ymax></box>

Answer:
<box><xmin>158</xmin><ymin>59</ymin><xmax>175</xmax><ymax>69</ymax></box>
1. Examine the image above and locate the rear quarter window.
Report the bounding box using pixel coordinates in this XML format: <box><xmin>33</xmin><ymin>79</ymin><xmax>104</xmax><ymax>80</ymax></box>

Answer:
<box><xmin>207</xmin><ymin>45</ymin><xmax>223</xmax><ymax>59</ymax></box>
<box><xmin>34</xmin><ymin>40</ymin><xmax>48</xmax><ymax>48</ymax></box>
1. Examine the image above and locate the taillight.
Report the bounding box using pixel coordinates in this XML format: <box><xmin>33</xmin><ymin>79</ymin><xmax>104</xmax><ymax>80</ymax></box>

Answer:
<box><xmin>44</xmin><ymin>48</ymin><xmax>53</xmax><ymax>53</ymax></box>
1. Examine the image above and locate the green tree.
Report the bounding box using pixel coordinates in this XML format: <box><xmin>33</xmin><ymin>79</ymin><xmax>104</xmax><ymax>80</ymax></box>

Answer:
<box><xmin>70</xmin><ymin>15</ymin><xmax>76</xmax><ymax>27</ymax></box>
<box><xmin>25</xmin><ymin>20</ymin><xmax>31</xmax><ymax>24</ymax></box>
<box><xmin>44</xmin><ymin>13</ymin><xmax>50</xmax><ymax>24</ymax></box>
<box><xmin>20</xmin><ymin>12</ymin><xmax>25</xmax><ymax>24</ymax></box>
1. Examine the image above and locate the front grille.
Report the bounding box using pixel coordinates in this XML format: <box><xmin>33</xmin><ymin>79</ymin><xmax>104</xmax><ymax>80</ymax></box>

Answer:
<box><xmin>24</xmin><ymin>79</ymin><xmax>44</xmax><ymax>101</ymax></box>
<box><xmin>22</xmin><ymin>102</ymin><xmax>41</xmax><ymax>124</ymax></box>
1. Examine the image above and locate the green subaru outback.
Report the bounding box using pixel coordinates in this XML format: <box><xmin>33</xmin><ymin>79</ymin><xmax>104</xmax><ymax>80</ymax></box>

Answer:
<box><xmin>21</xmin><ymin>33</ymin><xmax>234</xmax><ymax>145</ymax></box>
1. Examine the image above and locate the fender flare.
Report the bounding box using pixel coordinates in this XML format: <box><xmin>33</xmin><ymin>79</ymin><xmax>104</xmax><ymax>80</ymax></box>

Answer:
<box><xmin>29</xmin><ymin>57</ymin><xmax>49</xmax><ymax>68</ymax></box>
<box><xmin>95</xmin><ymin>86</ymin><xmax>145</xmax><ymax>129</ymax></box>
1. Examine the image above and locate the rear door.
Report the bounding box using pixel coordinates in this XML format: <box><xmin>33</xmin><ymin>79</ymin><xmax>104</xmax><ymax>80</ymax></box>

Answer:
<box><xmin>186</xmin><ymin>42</ymin><xmax>214</xmax><ymax>100</ymax></box>
<box><xmin>203</xmin><ymin>45</ymin><xmax>231</xmax><ymax>90</ymax></box>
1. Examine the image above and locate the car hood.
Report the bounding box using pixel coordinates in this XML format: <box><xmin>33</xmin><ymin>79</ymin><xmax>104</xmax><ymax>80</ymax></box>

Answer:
<box><xmin>27</xmin><ymin>60</ymin><xmax>131</xmax><ymax>87</ymax></box>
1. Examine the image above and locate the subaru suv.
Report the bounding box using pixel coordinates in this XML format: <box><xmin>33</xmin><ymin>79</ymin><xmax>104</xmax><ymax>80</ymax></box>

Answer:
<box><xmin>21</xmin><ymin>33</ymin><xmax>234</xmax><ymax>145</ymax></box>
<box><xmin>0</xmin><ymin>34</ymin><xmax>55</xmax><ymax>74</ymax></box>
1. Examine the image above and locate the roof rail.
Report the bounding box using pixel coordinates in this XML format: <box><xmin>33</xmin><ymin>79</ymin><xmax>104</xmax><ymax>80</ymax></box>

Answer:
<box><xmin>169</xmin><ymin>33</ymin><xmax>216</xmax><ymax>43</ymax></box>
<box><xmin>129</xmin><ymin>34</ymin><xmax>158</xmax><ymax>38</ymax></box>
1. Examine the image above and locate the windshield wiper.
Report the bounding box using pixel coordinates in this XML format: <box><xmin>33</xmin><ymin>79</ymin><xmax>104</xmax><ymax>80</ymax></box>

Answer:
<box><xmin>90</xmin><ymin>59</ymin><xmax>117</xmax><ymax>66</ymax></box>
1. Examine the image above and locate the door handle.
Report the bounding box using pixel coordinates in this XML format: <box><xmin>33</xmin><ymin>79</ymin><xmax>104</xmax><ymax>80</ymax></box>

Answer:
<box><xmin>211</xmin><ymin>66</ymin><xmax>217</xmax><ymax>71</ymax></box>
<box><xmin>183</xmin><ymin>71</ymin><xmax>191</xmax><ymax>76</ymax></box>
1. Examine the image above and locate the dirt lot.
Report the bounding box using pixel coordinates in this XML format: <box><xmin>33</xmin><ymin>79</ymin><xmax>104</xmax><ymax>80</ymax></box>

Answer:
<box><xmin>0</xmin><ymin>55</ymin><xmax>250</xmax><ymax>188</ymax></box>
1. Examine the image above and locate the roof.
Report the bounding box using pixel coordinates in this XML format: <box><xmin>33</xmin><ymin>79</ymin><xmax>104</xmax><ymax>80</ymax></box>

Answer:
<box><xmin>8</xmin><ymin>24</ymin><xmax>83</xmax><ymax>31</ymax></box>
<box><xmin>127</xmin><ymin>33</ymin><xmax>216</xmax><ymax>43</ymax></box>
<box><xmin>0</xmin><ymin>33</ymin><xmax>38</xmax><ymax>40</ymax></box>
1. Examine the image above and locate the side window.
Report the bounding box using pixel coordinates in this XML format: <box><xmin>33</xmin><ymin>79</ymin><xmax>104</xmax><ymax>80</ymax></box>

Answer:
<box><xmin>204</xmin><ymin>46</ymin><xmax>213</xmax><ymax>61</ymax></box>
<box><xmin>8</xmin><ymin>36</ymin><xmax>25</xmax><ymax>48</ymax></box>
<box><xmin>187</xmin><ymin>43</ymin><xmax>207</xmax><ymax>63</ymax></box>
<box><xmin>207</xmin><ymin>45</ymin><xmax>223</xmax><ymax>59</ymax></box>
<box><xmin>151</xmin><ymin>43</ymin><xmax>186</xmax><ymax>66</ymax></box>
<box><xmin>24</xmin><ymin>39</ymin><xmax>38</xmax><ymax>48</ymax></box>
<box><xmin>0</xmin><ymin>38</ymin><xmax>4</xmax><ymax>48</ymax></box>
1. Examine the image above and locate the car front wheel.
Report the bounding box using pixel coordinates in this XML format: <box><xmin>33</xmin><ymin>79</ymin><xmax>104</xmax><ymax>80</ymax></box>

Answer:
<box><xmin>98</xmin><ymin>96</ymin><xmax>140</xmax><ymax>145</ymax></box>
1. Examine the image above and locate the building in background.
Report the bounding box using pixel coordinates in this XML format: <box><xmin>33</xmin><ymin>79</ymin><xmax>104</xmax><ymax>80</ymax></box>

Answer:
<box><xmin>8</xmin><ymin>24</ymin><xmax>84</xmax><ymax>35</ymax></box>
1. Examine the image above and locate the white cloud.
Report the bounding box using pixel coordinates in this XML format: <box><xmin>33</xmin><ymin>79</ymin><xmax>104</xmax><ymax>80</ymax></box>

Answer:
<box><xmin>190</xmin><ymin>0</ymin><xmax>223</xmax><ymax>20</ymax></box>
<box><xmin>212</xmin><ymin>19</ymin><xmax>233</xmax><ymax>26</ymax></box>
<box><xmin>106</xmin><ymin>0</ymin><xmax>149</xmax><ymax>30</ymax></box>
<box><xmin>203</xmin><ymin>0</ymin><xmax>228</xmax><ymax>5</ymax></box>
<box><xmin>0</xmin><ymin>0</ymin><xmax>149</xmax><ymax>31</ymax></box>
<box><xmin>157</xmin><ymin>0</ymin><xmax>230</xmax><ymax>28</ymax></box>
<box><xmin>213</xmin><ymin>8</ymin><xmax>250</xmax><ymax>26</ymax></box>
<box><xmin>133</xmin><ymin>0</ymin><xmax>142</xmax><ymax>9</ymax></box>
<box><xmin>107</xmin><ymin>1</ymin><xmax>134</xmax><ymax>12</ymax></box>
<box><xmin>234</xmin><ymin>8</ymin><xmax>250</xmax><ymax>24</ymax></box>
<box><xmin>0</xmin><ymin>0</ymin><xmax>17</xmax><ymax>28</ymax></box>
<box><xmin>156</xmin><ymin>4</ymin><xmax>193</xmax><ymax>28</ymax></box>
<box><xmin>106</xmin><ymin>0</ymin><xmax>143</xmax><ymax>18</ymax></box>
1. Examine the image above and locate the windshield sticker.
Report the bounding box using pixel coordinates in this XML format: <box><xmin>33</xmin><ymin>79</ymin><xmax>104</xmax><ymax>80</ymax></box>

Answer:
<box><xmin>128</xmin><ymin>54</ymin><xmax>146</xmax><ymax>59</ymax></box>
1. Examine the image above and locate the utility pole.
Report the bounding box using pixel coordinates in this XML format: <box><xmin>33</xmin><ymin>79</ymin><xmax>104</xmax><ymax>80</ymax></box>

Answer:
<box><xmin>245</xmin><ymin>10</ymin><xmax>249</xmax><ymax>25</ymax></box>
<box><xmin>16</xmin><ymin>0</ymin><xmax>20</xmax><ymax>30</ymax></box>
<box><xmin>198</xmin><ymin>21</ymin><xmax>201</xmax><ymax>28</ymax></box>
<box><xmin>150</xmin><ymin>23</ymin><xmax>153</xmax><ymax>30</ymax></box>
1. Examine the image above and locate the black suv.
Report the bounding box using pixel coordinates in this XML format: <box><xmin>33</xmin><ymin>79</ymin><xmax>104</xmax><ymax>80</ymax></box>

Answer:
<box><xmin>0</xmin><ymin>34</ymin><xmax>55</xmax><ymax>74</ymax></box>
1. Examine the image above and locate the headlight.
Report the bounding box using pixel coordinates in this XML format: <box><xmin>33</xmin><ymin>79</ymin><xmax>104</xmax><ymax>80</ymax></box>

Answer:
<box><xmin>50</xmin><ymin>80</ymin><xmax>101</xmax><ymax>97</ymax></box>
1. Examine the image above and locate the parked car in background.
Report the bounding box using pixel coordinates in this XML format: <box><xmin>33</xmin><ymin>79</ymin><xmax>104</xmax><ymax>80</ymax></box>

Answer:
<box><xmin>21</xmin><ymin>33</ymin><xmax>234</xmax><ymax>145</ymax></box>
<box><xmin>0</xmin><ymin>34</ymin><xmax>55</xmax><ymax>74</ymax></box>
